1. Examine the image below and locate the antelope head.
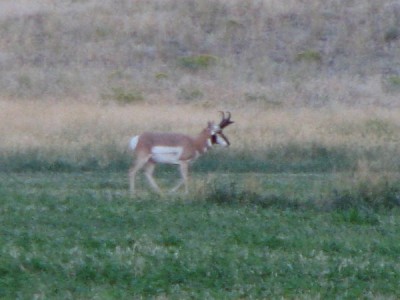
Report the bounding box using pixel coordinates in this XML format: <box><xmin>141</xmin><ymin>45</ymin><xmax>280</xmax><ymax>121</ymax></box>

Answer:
<box><xmin>209</xmin><ymin>111</ymin><xmax>234</xmax><ymax>146</ymax></box>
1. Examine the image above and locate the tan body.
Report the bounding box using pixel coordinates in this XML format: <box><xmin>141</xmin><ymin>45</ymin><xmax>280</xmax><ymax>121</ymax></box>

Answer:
<box><xmin>136</xmin><ymin>131</ymin><xmax>212</xmax><ymax>162</ymax></box>
<box><xmin>128</xmin><ymin>112</ymin><xmax>233</xmax><ymax>195</ymax></box>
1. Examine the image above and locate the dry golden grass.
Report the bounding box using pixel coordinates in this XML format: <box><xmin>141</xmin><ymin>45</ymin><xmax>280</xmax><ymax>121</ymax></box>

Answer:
<box><xmin>2</xmin><ymin>98</ymin><xmax>400</xmax><ymax>172</ymax></box>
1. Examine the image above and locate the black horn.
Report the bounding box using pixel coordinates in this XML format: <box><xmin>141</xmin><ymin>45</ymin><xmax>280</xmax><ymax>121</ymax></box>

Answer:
<box><xmin>219</xmin><ymin>111</ymin><xmax>234</xmax><ymax>129</ymax></box>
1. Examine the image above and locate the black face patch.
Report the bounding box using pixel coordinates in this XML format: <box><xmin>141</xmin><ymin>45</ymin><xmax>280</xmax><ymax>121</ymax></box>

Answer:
<box><xmin>211</xmin><ymin>133</ymin><xmax>230</xmax><ymax>146</ymax></box>
<box><xmin>211</xmin><ymin>134</ymin><xmax>217</xmax><ymax>144</ymax></box>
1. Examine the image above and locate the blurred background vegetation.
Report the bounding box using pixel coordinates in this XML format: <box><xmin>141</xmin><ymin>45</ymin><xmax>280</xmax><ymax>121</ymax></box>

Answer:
<box><xmin>0</xmin><ymin>0</ymin><xmax>399</xmax><ymax>107</ymax></box>
<box><xmin>1</xmin><ymin>0</ymin><xmax>400</xmax><ymax>174</ymax></box>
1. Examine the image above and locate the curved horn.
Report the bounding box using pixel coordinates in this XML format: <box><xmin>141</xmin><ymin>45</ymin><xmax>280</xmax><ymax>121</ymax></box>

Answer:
<box><xmin>218</xmin><ymin>111</ymin><xmax>234</xmax><ymax>129</ymax></box>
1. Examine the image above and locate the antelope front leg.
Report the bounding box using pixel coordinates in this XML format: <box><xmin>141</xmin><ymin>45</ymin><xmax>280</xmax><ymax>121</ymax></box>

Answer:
<box><xmin>170</xmin><ymin>161</ymin><xmax>189</xmax><ymax>194</ymax></box>
<box><xmin>144</xmin><ymin>162</ymin><xmax>163</xmax><ymax>194</ymax></box>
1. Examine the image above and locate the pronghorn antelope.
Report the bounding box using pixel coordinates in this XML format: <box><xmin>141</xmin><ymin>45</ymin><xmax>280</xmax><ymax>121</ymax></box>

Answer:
<box><xmin>128</xmin><ymin>112</ymin><xmax>234</xmax><ymax>195</ymax></box>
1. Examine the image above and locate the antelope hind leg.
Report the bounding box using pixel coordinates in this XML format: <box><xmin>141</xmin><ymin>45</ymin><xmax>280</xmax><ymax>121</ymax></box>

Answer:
<box><xmin>129</xmin><ymin>154</ymin><xmax>151</xmax><ymax>195</ymax></box>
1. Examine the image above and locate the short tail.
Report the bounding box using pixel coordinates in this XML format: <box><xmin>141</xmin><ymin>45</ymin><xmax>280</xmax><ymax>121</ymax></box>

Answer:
<box><xmin>129</xmin><ymin>135</ymin><xmax>139</xmax><ymax>151</ymax></box>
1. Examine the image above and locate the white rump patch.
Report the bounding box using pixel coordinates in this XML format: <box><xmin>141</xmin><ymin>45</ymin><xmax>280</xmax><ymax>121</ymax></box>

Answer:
<box><xmin>151</xmin><ymin>146</ymin><xmax>183</xmax><ymax>164</ymax></box>
<box><xmin>129</xmin><ymin>135</ymin><xmax>139</xmax><ymax>150</ymax></box>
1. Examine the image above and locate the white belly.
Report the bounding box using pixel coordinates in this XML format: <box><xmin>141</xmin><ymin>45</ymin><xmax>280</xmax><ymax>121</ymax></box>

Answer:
<box><xmin>151</xmin><ymin>146</ymin><xmax>183</xmax><ymax>164</ymax></box>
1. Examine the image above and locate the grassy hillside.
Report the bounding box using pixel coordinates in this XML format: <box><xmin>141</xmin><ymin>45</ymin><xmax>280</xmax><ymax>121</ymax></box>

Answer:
<box><xmin>1</xmin><ymin>0</ymin><xmax>400</xmax><ymax>174</ymax></box>
<box><xmin>0</xmin><ymin>0</ymin><xmax>399</xmax><ymax>106</ymax></box>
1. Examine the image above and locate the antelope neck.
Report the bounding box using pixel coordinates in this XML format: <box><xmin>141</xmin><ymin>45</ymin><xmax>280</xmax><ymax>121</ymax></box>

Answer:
<box><xmin>195</xmin><ymin>130</ymin><xmax>212</xmax><ymax>154</ymax></box>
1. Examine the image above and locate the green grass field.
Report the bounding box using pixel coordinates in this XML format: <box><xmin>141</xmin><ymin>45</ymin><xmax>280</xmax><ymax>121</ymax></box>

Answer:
<box><xmin>1</xmin><ymin>171</ymin><xmax>400</xmax><ymax>299</ymax></box>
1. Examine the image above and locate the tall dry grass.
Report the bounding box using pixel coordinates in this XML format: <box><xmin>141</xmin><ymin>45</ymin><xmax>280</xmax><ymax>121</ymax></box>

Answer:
<box><xmin>2</xmin><ymin>99</ymin><xmax>400</xmax><ymax>172</ymax></box>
